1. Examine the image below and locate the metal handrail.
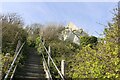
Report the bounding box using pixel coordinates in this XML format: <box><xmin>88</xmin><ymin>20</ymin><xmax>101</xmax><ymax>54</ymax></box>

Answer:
<box><xmin>10</xmin><ymin>50</ymin><xmax>23</xmax><ymax>80</ymax></box>
<box><xmin>4</xmin><ymin>42</ymin><xmax>25</xmax><ymax>80</ymax></box>
<box><xmin>10</xmin><ymin>65</ymin><xmax>17</xmax><ymax>80</ymax></box>
<box><xmin>42</xmin><ymin>52</ymin><xmax>52</xmax><ymax>80</ymax></box>
<box><xmin>41</xmin><ymin>41</ymin><xmax>65</xmax><ymax>80</ymax></box>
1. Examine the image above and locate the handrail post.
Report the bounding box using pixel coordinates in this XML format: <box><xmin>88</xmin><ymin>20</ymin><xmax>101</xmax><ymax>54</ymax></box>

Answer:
<box><xmin>42</xmin><ymin>53</ymin><xmax>52</xmax><ymax>80</ymax></box>
<box><xmin>42</xmin><ymin>43</ymin><xmax>65</xmax><ymax>80</ymax></box>
<box><xmin>48</xmin><ymin>46</ymin><xmax>50</xmax><ymax>68</ymax></box>
<box><xmin>41</xmin><ymin>40</ymin><xmax>65</xmax><ymax>80</ymax></box>
<box><xmin>61</xmin><ymin>60</ymin><xmax>65</xmax><ymax>77</ymax></box>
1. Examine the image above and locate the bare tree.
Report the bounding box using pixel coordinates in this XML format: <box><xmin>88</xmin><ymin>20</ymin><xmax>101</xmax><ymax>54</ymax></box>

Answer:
<box><xmin>0</xmin><ymin>13</ymin><xmax>24</xmax><ymax>26</ymax></box>
<box><xmin>42</xmin><ymin>23</ymin><xmax>64</xmax><ymax>42</ymax></box>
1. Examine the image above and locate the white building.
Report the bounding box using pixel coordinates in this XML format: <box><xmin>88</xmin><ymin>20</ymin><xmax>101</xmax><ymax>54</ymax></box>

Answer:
<box><xmin>59</xmin><ymin>22</ymin><xmax>87</xmax><ymax>45</ymax></box>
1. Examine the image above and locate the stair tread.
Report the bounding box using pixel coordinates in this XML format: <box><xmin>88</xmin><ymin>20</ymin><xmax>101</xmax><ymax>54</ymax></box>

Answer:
<box><xmin>14</xmin><ymin>47</ymin><xmax>45</xmax><ymax>79</ymax></box>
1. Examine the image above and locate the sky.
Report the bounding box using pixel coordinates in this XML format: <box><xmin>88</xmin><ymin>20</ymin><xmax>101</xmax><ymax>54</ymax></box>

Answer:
<box><xmin>1</xmin><ymin>2</ymin><xmax>118</xmax><ymax>37</ymax></box>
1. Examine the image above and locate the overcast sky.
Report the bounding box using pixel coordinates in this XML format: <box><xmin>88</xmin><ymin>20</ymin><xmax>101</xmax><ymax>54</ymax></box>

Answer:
<box><xmin>2</xmin><ymin>2</ymin><xmax>118</xmax><ymax>37</ymax></box>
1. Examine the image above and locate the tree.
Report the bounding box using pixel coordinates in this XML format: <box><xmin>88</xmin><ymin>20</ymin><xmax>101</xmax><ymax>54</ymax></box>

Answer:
<box><xmin>80</xmin><ymin>36</ymin><xmax>98</xmax><ymax>47</ymax></box>
<box><xmin>1</xmin><ymin>13</ymin><xmax>24</xmax><ymax>26</ymax></box>
<box><xmin>66</xmin><ymin>8</ymin><xmax>120</xmax><ymax>78</ymax></box>
<box><xmin>26</xmin><ymin>23</ymin><xmax>43</xmax><ymax>47</ymax></box>
<box><xmin>1</xmin><ymin>13</ymin><xmax>28</xmax><ymax>78</ymax></box>
<box><xmin>42</xmin><ymin>23</ymin><xmax>64</xmax><ymax>43</ymax></box>
<box><xmin>1</xmin><ymin>13</ymin><xmax>27</xmax><ymax>54</ymax></box>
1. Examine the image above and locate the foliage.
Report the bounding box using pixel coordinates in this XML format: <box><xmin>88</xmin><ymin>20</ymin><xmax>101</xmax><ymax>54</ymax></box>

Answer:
<box><xmin>26</xmin><ymin>23</ymin><xmax>43</xmax><ymax>47</ymax></box>
<box><xmin>1</xmin><ymin>7</ymin><xmax>119</xmax><ymax>79</ymax></box>
<box><xmin>1</xmin><ymin>13</ymin><xmax>27</xmax><ymax>54</ymax></box>
<box><xmin>80</xmin><ymin>36</ymin><xmax>98</xmax><ymax>47</ymax></box>
<box><xmin>66</xmin><ymin>8</ymin><xmax>120</xmax><ymax>79</ymax></box>
<box><xmin>49</xmin><ymin>40</ymin><xmax>80</xmax><ymax>78</ymax></box>
<box><xmin>35</xmin><ymin>23</ymin><xmax>80</xmax><ymax>78</ymax></box>
<box><xmin>42</xmin><ymin>24</ymin><xmax>64</xmax><ymax>43</ymax></box>
<box><xmin>0</xmin><ymin>13</ymin><xmax>28</xmax><ymax>78</ymax></box>
<box><xmin>1</xmin><ymin>53</ymin><xmax>13</xmax><ymax>77</ymax></box>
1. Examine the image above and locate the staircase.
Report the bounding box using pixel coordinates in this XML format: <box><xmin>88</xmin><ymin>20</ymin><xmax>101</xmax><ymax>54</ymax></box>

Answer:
<box><xmin>14</xmin><ymin>47</ymin><xmax>46</xmax><ymax>80</ymax></box>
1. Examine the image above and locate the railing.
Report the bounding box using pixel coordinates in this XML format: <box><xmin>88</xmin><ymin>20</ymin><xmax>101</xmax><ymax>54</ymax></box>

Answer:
<box><xmin>41</xmin><ymin>41</ymin><xmax>65</xmax><ymax>80</ymax></box>
<box><xmin>42</xmin><ymin>52</ymin><xmax>52</xmax><ymax>80</ymax></box>
<box><xmin>3</xmin><ymin>42</ymin><xmax>25</xmax><ymax>80</ymax></box>
<box><xmin>3</xmin><ymin>38</ymin><xmax>65</xmax><ymax>80</ymax></box>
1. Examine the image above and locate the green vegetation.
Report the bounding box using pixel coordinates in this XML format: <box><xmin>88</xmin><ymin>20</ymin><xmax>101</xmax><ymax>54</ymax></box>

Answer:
<box><xmin>80</xmin><ymin>36</ymin><xmax>98</xmax><ymax>47</ymax></box>
<box><xmin>66</xmin><ymin>8</ymin><xmax>120</xmax><ymax>79</ymax></box>
<box><xmin>1</xmin><ymin>7</ymin><xmax>120</xmax><ymax>79</ymax></box>
<box><xmin>1</xmin><ymin>13</ymin><xmax>28</xmax><ymax>78</ymax></box>
<box><xmin>2</xmin><ymin>13</ymin><xmax>27</xmax><ymax>54</ymax></box>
